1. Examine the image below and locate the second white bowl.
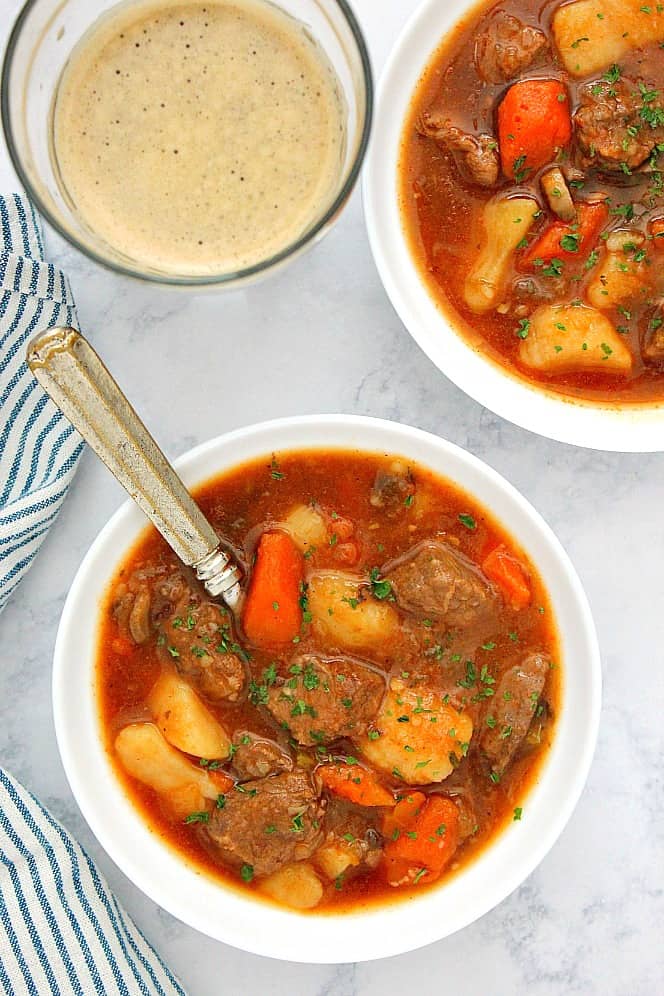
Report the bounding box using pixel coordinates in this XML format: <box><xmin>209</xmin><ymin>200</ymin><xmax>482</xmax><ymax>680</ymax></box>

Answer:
<box><xmin>363</xmin><ymin>0</ymin><xmax>664</xmax><ymax>451</ymax></box>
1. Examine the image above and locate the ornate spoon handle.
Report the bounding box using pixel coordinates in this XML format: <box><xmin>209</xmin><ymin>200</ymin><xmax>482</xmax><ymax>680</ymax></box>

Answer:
<box><xmin>26</xmin><ymin>327</ymin><xmax>242</xmax><ymax>609</ymax></box>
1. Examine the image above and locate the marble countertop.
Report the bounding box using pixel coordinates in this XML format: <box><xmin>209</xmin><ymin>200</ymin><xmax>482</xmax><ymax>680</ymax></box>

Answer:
<box><xmin>1</xmin><ymin>0</ymin><xmax>662</xmax><ymax>992</ymax></box>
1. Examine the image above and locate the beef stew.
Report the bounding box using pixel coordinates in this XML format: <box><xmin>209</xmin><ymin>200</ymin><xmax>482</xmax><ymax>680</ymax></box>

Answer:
<box><xmin>400</xmin><ymin>0</ymin><xmax>664</xmax><ymax>403</ymax></box>
<box><xmin>98</xmin><ymin>450</ymin><xmax>561</xmax><ymax>912</ymax></box>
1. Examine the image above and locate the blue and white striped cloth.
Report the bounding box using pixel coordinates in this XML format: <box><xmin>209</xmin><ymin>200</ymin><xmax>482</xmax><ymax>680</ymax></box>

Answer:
<box><xmin>0</xmin><ymin>194</ymin><xmax>83</xmax><ymax>614</ymax></box>
<box><xmin>0</xmin><ymin>197</ymin><xmax>186</xmax><ymax>993</ymax></box>
<box><xmin>0</xmin><ymin>769</ymin><xmax>185</xmax><ymax>995</ymax></box>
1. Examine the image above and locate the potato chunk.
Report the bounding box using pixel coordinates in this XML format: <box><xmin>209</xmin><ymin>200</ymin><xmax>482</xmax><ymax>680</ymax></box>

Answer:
<box><xmin>308</xmin><ymin>572</ymin><xmax>398</xmax><ymax>652</ymax></box>
<box><xmin>148</xmin><ymin>671</ymin><xmax>230</xmax><ymax>759</ymax></box>
<box><xmin>282</xmin><ymin>503</ymin><xmax>328</xmax><ymax>554</ymax></box>
<box><xmin>518</xmin><ymin>303</ymin><xmax>633</xmax><ymax>375</ymax></box>
<box><xmin>357</xmin><ymin>679</ymin><xmax>473</xmax><ymax>785</ymax></box>
<box><xmin>259</xmin><ymin>862</ymin><xmax>323</xmax><ymax>909</ymax></box>
<box><xmin>464</xmin><ymin>196</ymin><xmax>539</xmax><ymax>314</ymax></box>
<box><xmin>586</xmin><ymin>249</ymin><xmax>653</xmax><ymax>312</ymax></box>
<box><xmin>114</xmin><ymin>723</ymin><xmax>222</xmax><ymax>815</ymax></box>
<box><xmin>553</xmin><ymin>0</ymin><xmax>664</xmax><ymax>76</ymax></box>
<box><xmin>314</xmin><ymin>842</ymin><xmax>361</xmax><ymax>881</ymax></box>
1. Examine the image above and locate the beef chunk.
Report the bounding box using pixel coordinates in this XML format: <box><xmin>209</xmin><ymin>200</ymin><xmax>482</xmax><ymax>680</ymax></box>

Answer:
<box><xmin>112</xmin><ymin>566</ymin><xmax>246</xmax><ymax>702</ymax></box>
<box><xmin>112</xmin><ymin>565</ymin><xmax>173</xmax><ymax>644</ymax></box>
<box><xmin>231</xmin><ymin>732</ymin><xmax>293</xmax><ymax>780</ymax></box>
<box><xmin>418</xmin><ymin>111</ymin><xmax>500</xmax><ymax>188</ymax></box>
<box><xmin>475</xmin><ymin>13</ymin><xmax>548</xmax><ymax>83</ymax></box>
<box><xmin>265</xmin><ymin>656</ymin><xmax>385</xmax><ymax>746</ymax></box>
<box><xmin>369</xmin><ymin>461</ymin><xmax>415</xmax><ymax>516</ymax></box>
<box><xmin>314</xmin><ymin>800</ymin><xmax>383</xmax><ymax>880</ymax></box>
<box><xmin>480</xmin><ymin>652</ymin><xmax>549</xmax><ymax>773</ymax></box>
<box><xmin>643</xmin><ymin>306</ymin><xmax>664</xmax><ymax>363</ymax></box>
<box><xmin>205</xmin><ymin>770</ymin><xmax>324</xmax><ymax>877</ymax></box>
<box><xmin>386</xmin><ymin>540</ymin><xmax>497</xmax><ymax>630</ymax></box>
<box><xmin>162</xmin><ymin>600</ymin><xmax>246</xmax><ymax>703</ymax></box>
<box><xmin>574</xmin><ymin>79</ymin><xmax>664</xmax><ymax>172</ymax></box>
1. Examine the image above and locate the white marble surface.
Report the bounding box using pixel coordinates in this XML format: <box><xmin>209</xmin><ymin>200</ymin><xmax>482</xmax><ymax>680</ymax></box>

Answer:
<box><xmin>1</xmin><ymin>0</ymin><xmax>663</xmax><ymax>992</ymax></box>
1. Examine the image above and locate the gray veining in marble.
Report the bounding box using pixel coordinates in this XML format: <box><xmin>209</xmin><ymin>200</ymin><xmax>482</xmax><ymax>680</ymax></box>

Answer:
<box><xmin>0</xmin><ymin>0</ymin><xmax>662</xmax><ymax>992</ymax></box>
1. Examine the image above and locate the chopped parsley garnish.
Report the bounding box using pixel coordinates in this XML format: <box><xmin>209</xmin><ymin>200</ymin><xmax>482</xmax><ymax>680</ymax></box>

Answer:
<box><xmin>240</xmin><ymin>864</ymin><xmax>254</xmax><ymax>882</ymax></box>
<box><xmin>513</xmin><ymin>807</ymin><xmax>523</xmax><ymax>821</ymax></box>
<box><xmin>184</xmin><ymin>811</ymin><xmax>209</xmax><ymax>825</ymax></box>
<box><xmin>560</xmin><ymin>233</ymin><xmax>581</xmax><ymax>253</ymax></box>
<box><xmin>512</xmin><ymin>154</ymin><xmax>531</xmax><ymax>183</ymax></box>
<box><xmin>458</xmin><ymin>513</ymin><xmax>476</xmax><ymax>530</ymax></box>
<box><xmin>302</xmin><ymin>661</ymin><xmax>319</xmax><ymax>691</ymax></box>
<box><xmin>291</xmin><ymin>811</ymin><xmax>305</xmax><ymax>833</ymax></box>
<box><xmin>542</xmin><ymin>257</ymin><xmax>564</xmax><ymax>277</ymax></box>
<box><xmin>610</xmin><ymin>202</ymin><xmax>635</xmax><ymax>221</ymax></box>
<box><xmin>370</xmin><ymin>567</ymin><xmax>394</xmax><ymax>601</ymax></box>
<box><xmin>516</xmin><ymin>318</ymin><xmax>531</xmax><ymax>340</ymax></box>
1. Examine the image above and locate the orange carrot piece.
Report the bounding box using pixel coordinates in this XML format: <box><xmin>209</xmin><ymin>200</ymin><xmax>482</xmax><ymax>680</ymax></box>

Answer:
<box><xmin>208</xmin><ymin>769</ymin><xmax>235</xmax><ymax>794</ymax></box>
<box><xmin>482</xmin><ymin>545</ymin><xmax>531</xmax><ymax>610</ymax></box>
<box><xmin>649</xmin><ymin>216</ymin><xmax>664</xmax><ymax>249</ymax></box>
<box><xmin>498</xmin><ymin>79</ymin><xmax>572</xmax><ymax>179</ymax></box>
<box><xmin>383</xmin><ymin>794</ymin><xmax>459</xmax><ymax>886</ymax></box>
<box><xmin>522</xmin><ymin>201</ymin><xmax>609</xmax><ymax>268</ymax></box>
<box><xmin>318</xmin><ymin>763</ymin><xmax>394</xmax><ymax>807</ymax></box>
<box><xmin>242</xmin><ymin>531</ymin><xmax>303</xmax><ymax>646</ymax></box>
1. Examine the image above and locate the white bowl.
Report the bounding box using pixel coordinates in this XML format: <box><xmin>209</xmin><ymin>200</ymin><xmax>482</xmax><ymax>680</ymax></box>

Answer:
<box><xmin>363</xmin><ymin>0</ymin><xmax>664</xmax><ymax>452</ymax></box>
<box><xmin>53</xmin><ymin>415</ymin><xmax>601</xmax><ymax>962</ymax></box>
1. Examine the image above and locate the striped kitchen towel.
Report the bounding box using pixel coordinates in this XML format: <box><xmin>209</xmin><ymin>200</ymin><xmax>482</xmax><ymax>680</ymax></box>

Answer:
<box><xmin>0</xmin><ymin>193</ymin><xmax>84</xmax><ymax>613</ymax></box>
<box><xmin>0</xmin><ymin>198</ymin><xmax>186</xmax><ymax>993</ymax></box>
<box><xmin>0</xmin><ymin>768</ymin><xmax>185</xmax><ymax>995</ymax></box>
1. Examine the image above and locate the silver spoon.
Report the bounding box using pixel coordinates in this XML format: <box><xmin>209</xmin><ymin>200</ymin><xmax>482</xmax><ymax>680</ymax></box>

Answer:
<box><xmin>26</xmin><ymin>326</ymin><xmax>243</xmax><ymax>610</ymax></box>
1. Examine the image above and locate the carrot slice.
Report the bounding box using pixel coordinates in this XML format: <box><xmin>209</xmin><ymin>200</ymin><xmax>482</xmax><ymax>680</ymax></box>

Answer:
<box><xmin>482</xmin><ymin>545</ymin><xmax>531</xmax><ymax>610</ymax></box>
<box><xmin>522</xmin><ymin>201</ymin><xmax>609</xmax><ymax>268</ymax></box>
<box><xmin>498</xmin><ymin>79</ymin><xmax>572</xmax><ymax>179</ymax></box>
<box><xmin>208</xmin><ymin>769</ymin><xmax>235</xmax><ymax>794</ymax></box>
<box><xmin>318</xmin><ymin>764</ymin><xmax>394</xmax><ymax>807</ymax></box>
<box><xmin>383</xmin><ymin>794</ymin><xmax>459</xmax><ymax>886</ymax></box>
<box><xmin>649</xmin><ymin>216</ymin><xmax>664</xmax><ymax>250</ymax></box>
<box><xmin>242</xmin><ymin>531</ymin><xmax>303</xmax><ymax>646</ymax></box>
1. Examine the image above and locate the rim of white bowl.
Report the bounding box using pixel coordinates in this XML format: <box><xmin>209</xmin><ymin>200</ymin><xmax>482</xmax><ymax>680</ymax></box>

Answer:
<box><xmin>362</xmin><ymin>0</ymin><xmax>664</xmax><ymax>452</ymax></box>
<box><xmin>53</xmin><ymin>415</ymin><xmax>601</xmax><ymax>963</ymax></box>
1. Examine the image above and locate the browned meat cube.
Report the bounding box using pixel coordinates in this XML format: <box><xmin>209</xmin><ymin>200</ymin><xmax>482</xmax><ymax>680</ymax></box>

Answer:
<box><xmin>643</xmin><ymin>307</ymin><xmax>664</xmax><ymax>363</ymax></box>
<box><xmin>314</xmin><ymin>800</ymin><xmax>383</xmax><ymax>881</ymax></box>
<box><xmin>418</xmin><ymin>111</ymin><xmax>500</xmax><ymax>188</ymax></box>
<box><xmin>162</xmin><ymin>600</ymin><xmax>246</xmax><ymax>703</ymax></box>
<box><xmin>205</xmin><ymin>770</ymin><xmax>324</xmax><ymax>877</ymax></box>
<box><xmin>112</xmin><ymin>566</ymin><xmax>247</xmax><ymax>702</ymax></box>
<box><xmin>480</xmin><ymin>652</ymin><xmax>549</xmax><ymax>773</ymax></box>
<box><xmin>265</xmin><ymin>656</ymin><xmax>385</xmax><ymax>746</ymax></box>
<box><xmin>574</xmin><ymin>79</ymin><xmax>664</xmax><ymax>172</ymax></box>
<box><xmin>475</xmin><ymin>13</ymin><xmax>548</xmax><ymax>83</ymax></box>
<box><xmin>369</xmin><ymin>462</ymin><xmax>415</xmax><ymax>516</ymax></box>
<box><xmin>386</xmin><ymin>540</ymin><xmax>496</xmax><ymax>630</ymax></box>
<box><xmin>231</xmin><ymin>732</ymin><xmax>293</xmax><ymax>780</ymax></box>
